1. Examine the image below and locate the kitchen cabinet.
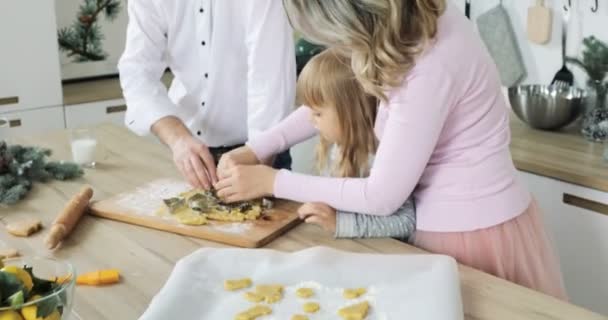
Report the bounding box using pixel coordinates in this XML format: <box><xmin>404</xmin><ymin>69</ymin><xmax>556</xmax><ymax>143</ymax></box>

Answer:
<box><xmin>518</xmin><ymin>170</ymin><xmax>608</xmax><ymax>315</ymax></box>
<box><xmin>0</xmin><ymin>107</ymin><xmax>65</xmax><ymax>138</ymax></box>
<box><xmin>0</xmin><ymin>0</ymin><xmax>63</xmax><ymax>113</ymax></box>
<box><xmin>64</xmin><ymin>99</ymin><xmax>127</xmax><ymax>128</ymax></box>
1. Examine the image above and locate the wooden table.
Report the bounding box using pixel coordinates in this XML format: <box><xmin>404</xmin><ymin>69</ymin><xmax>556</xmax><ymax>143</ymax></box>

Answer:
<box><xmin>2</xmin><ymin>124</ymin><xmax>605</xmax><ymax>320</ymax></box>
<box><xmin>511</xmin><ymin>116</ymin><xmax>608</xmax><ymax>192</ymax></box>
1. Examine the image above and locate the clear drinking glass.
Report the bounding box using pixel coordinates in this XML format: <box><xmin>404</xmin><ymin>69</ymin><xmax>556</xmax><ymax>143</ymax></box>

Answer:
<box><xmin>70</xmin><ymin>128</ymin><xmax>98</xmax><ymax>168</ymax></box>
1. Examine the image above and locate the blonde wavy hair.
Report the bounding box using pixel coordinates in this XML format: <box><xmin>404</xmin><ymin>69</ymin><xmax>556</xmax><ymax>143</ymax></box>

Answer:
<box><xmin>284</xmin><ymin>0</ymin><xmax>445</xmax><ymax>100</ymax></box>
<box><xmin>298</xmin><ymin>49</ymin><xmax>378</xmax><ymax>178</ymax></box>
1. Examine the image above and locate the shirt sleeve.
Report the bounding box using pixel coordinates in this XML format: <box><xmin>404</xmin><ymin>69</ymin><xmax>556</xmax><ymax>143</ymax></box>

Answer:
<box><xmin>273</xmin><ymin>61</ymin><xmax>456</xmax><ymax>215</ymax></box>
<box><xmin>335</xmin><ymin>197</ymin><xmax>416</xmax><ymax>241</ymax></box>
<box><xmin>118</xmin><ymin>0</ymin><xmax>176</xmax><ymax>136</ymax></box>
<box><xmin>246</xmin><ymin>106</ymin><xmax>318</xmax><ymax>160</ymax></box>
<box><xmin>244</xmin><ymin>0</ymin><xmax>297</xmax><ymax>140</ymax></box>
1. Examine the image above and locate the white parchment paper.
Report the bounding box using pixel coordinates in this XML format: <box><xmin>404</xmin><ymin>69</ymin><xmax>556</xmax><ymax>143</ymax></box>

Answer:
<box><xmin>140</xmin><ymin>247</ymin><xmax>463</xmax><ymax>320</ymax></box>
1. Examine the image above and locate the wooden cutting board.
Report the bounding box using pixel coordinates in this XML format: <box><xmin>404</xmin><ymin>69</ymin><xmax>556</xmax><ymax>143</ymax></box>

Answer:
<box><xmin>89</xmin><ymin>179</ymin><xmax>302</xmax><ymax>248</ymax></box>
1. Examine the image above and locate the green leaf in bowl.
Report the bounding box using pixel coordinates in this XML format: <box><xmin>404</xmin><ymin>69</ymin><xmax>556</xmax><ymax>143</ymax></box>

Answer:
<box><xmin>36</xmin><ymin>294</ymin><xmax>60</xmax><ymax>318</ymax></box>
<box><xmin>0</xmin><ymin>272</ymin><xmax>24</xmax><ymax>304</ymax></box>
<box><xmin>24</xmin><ymin>266</ymin><xmax>60</xmax><ymax>297</ymax></box>
<box><xmin>7</xmin><ymin>290</ymin><xmax>24</xmax><ymax>309</ymax></box>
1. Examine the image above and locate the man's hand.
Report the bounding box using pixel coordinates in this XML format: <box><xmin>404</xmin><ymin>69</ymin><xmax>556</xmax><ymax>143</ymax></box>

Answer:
<box><xmin>170</xmin><ymin>135</ymin><xmax>217</xmax><ymax>189</ymax></box>
<box><xmin>152</xmin><ymin>116</ymin><xmax>217</xmax><ymax>189</ymax></box>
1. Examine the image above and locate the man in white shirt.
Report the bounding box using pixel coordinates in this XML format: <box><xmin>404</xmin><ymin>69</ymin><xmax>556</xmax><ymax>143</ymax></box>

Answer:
<box><xmin>118</xmin><ymin>0</ymin><xmax>295</xmax><ymax>189</ymax></box>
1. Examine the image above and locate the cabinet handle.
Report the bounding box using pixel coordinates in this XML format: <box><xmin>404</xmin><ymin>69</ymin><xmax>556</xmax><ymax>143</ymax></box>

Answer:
<box><xmin>0</xmin><ymin>96</ymin><xmax>19</xmax><ymax>106</ymax></box>
<box><xmin>8</xmin><ymin>119</ymin><xmax>21</xmax><ymax>128</ymax></box>
<box><xmin>563</xmin><ymin>193</ymin><xmax>608</xmax><ymax>217</ymax></box>
<box><xmin>106</xmin><ymin>104</ymin><xmax>127</xmax><ymax>114</ymax></box>
<box><xmin>0</xmin><ymin>118</ymin><xmax>8</xmax><ymax>128</ymax></box>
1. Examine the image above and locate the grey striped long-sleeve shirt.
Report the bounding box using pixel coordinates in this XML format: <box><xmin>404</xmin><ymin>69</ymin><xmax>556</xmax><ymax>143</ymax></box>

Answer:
<box><xmin>335</xmin><ymin>197</ymin><xmax>416</xmax><ymax>242</ymax></box>
<box><xmin>324</xmin><ymin>145</ymin><xmax>417</xmax><ymax>242</ymax></box>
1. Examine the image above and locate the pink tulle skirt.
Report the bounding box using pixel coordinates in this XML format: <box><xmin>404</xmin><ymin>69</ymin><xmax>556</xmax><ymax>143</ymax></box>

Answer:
<box><xmin>414</xmin><ymin>200</ymin><xmax>568</xmax><ymax>300</ymax></box>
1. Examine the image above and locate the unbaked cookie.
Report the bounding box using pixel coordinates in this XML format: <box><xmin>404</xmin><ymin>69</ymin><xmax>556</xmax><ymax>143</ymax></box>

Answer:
<box><xmin>296</xmin><ymin>287</ymin><xmax>314</xmax><ymax>298</ymax></box>
<box><xmin>302</xmin><ymin>302</ymin><xmax>320</xmax><ymax>313</ymax></box>
<box><xmin>0</xmin><ymin>248</ymin><xmax>19</xmax><ymax>259</ymax></box>
<box><xmin>161</xmin><ymin>189</ymin><xmax>265</xmax><ymax>225</ymax></box>
<box><xmin>6</xmin><ymin>218</ymin><xmax>42</xmax><ymax>237</ymax></box>
<box><xmin>234</xmin><ymin>305</ymin><xmax>272</xmax><ymax>320</ymax></box>
<box><xmin>224</xmin><ymin>278</ymin><xmax>252</xmax><ymax>291</ymax></box>
<box><xmin>338</xmin><ymin>301</ymin><xmax>370</xmax><ymax>320</ymax></box>
<box><xmin>343</xmin><ymin>287</ymin><xmax>367</xmax><ymax>299</ymax></box>
<box><xmin>244</xmin><ymin>284</ymin><xmax>284</xmax><ymax>304</ymax></box>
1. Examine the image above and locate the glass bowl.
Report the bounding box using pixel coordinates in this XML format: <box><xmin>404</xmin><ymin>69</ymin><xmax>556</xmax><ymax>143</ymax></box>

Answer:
<box><xmin>0</xmin><ymin>257</ymin><xmax>75</xmax><ymax>319</ymax></box>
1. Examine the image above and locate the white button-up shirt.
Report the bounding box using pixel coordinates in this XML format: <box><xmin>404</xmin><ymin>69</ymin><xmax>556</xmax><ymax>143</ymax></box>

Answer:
<box><xmin>118</xmin><ymin>0</ymin><xmax>296</xmax><ymax>147</ymax></box>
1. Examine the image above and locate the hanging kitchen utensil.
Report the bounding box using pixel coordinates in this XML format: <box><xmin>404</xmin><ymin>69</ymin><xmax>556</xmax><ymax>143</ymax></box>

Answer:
<box><xmin>550</xmin><ymin>6</ymin><xmax>574</xmax><ymax>87</ymax></box>
<box><xmin>477</xmin><ymin>2</ymin><xmax>527</xmax><ymax>87</ymax></box>
<box><xmin>527</xmin><ymin>0</ymin><xmax>552</xmax><ymax>44</ymax></box>
<box><xmin>465</xmin><ymin>0</ymin><xmax>471</xmax><ymax>19</ymax></box>
<box><xmin>591</xmin><ymin>0</ymin><xmax>599</xmax><ymax>12</ymax></box>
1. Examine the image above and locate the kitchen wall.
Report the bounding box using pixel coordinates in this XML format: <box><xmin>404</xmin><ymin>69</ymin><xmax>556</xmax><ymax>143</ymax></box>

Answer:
<box><xmin>452</xmin><ymin>0</ymin><xmax>608</xmax><ymax>87</ymax></box>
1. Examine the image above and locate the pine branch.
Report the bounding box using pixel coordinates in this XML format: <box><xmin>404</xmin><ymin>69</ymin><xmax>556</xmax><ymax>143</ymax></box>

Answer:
<box><xmin>58</xmin><ymin>0</ymin><xmax>121</xmax><ymax>62</ymax></box>
<box><xmin>569</xmin><ymin>36</ymin><xmax>608</xmax><ymax>83</ymax></box>
<box><xmin>104</xmin><ymin>1</ymin><xmax>121</xmax><ymax>21</ymax></box>
<box><xmin>0</xmin><ymin>141</ymin><xmax>84</xmax><ymax>205</ymax></box>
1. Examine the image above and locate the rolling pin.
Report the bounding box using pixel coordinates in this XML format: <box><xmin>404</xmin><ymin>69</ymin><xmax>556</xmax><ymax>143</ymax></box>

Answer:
<box><xmin>45</xmin><ymin>186</ymin><xmax>94</xmax><ymax>250</ymax></box>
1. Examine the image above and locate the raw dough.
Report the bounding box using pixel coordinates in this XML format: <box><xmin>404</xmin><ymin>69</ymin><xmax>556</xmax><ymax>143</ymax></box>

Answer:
<box><xmin>161</xmin><ymin>189</ymin><xmax>264</xmax><ymax>225</ymax></box>
<box><xmin>296</xmin><ymin>287</ymin><xmax>314</xmax><ymax>298</ymax></box>
<box><xmin>244</xmin><ymin>284</ymin><xmax>284</xmax><ymax>304</ymax></box>
<box><xmin>302</xmin><ymin>302</ymin><xmax>320</xmax><ymax>313</ymax></box>
<box><xmin>343</xmin><ymin>287</ymin><xmax>367</xmax><ymax>299</ymax></box>
<box><xmin>224</xmin><ymin>278</ymin><xmax>252</xmax><ymax>291</ymax></box>
<box><xmin>234</xmin><ymin>305</ymin><xmax>272</xmax><ymax>320</ymax></box>
<box><xmin>338</xmin><ymin>301</ymin><xmax>370</xmax><ymax>320</ymax></box>
<box><xmin>0</xmin><ymin>248</ymin><xmax>19</xmax><ymax>259</ymax></box>
<box><xmin>6</xmin><ymin>218</ymin><xmax>42</xmax><ymax>237</ymax></box>
<box><xmin>291</xmin><ymin>315</ymin><xmax>309</xmax><ymax>320</ymax></box>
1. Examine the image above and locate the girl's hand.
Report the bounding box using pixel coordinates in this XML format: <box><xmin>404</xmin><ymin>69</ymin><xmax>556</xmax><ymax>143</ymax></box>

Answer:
<box><xmin>217</xmin><ymin>146</ymin><xmax>260</xmax><ymax>179</ymax></box>
<box><xmin>214</xmin><ymin>165</ymin><xmax>277</xmax><ymax>202</ymax></box>
<box><xmin>298</xmin><ymin>202</ymin><xmax>337</xmax><ymax>234</ymax></box>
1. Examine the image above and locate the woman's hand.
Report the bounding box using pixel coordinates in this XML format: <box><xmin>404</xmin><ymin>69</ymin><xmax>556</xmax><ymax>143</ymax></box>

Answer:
<box><xmin>217</xmin><ymin>146</ymin><xmax>261</xmax><ymax>179</ymax></box>
<box><xmin>214</xmin><ymin>165</ymin><xmax>277</xmax><ymax>202</ymax></box>
<box><xmin>297</xmin><ymin>202</ymin><xmax>337</xmax><ymax>234</ymax></box>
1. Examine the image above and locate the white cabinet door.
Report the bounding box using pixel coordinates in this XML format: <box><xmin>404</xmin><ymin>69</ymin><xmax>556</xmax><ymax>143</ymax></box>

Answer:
<box><xmin>0</xmin><ymin>107</ymin><xmax>65</xmax><ymax>138</ymax></box>
<box><xmin>0</xmin><ymin>1</ymin><xmax>63</xmax><ymax>113</ymax></box>
<box><xmin>64</xmin><ymin>99</ymin><xmax>127</xmax><ymax>129</ymax></box>
<box><xmin>518</xmin><ymin>171</ymin><xmax>608</xmax><ymax>315</ymax></box>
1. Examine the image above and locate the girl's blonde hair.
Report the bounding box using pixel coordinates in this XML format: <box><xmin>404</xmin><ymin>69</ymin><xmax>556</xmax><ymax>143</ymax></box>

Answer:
<box><xmin>298</xmin><ymin>49</ymin><xmax>378</xmax><ymax>178</ymax></box>
<box><xmin>284</xmin><ymin>0</ymin><xmax>445</xmax><ymax>100</ymax></box>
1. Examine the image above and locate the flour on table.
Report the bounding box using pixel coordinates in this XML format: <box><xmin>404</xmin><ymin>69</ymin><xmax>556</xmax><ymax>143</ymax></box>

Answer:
<box><xmin>116</xmin><ymin>179</ymin><xmax>191</xmax><ymax>216</ymax></box>
<box><xmin>211</xmin><ymin>223</ymin><xmax>252</xmax><ymax>234</ymax></box>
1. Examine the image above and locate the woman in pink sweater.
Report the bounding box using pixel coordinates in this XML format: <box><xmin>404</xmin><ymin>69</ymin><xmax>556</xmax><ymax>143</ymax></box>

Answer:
<box><xmin>215</xmin><ymin>0</ymin><xmax>566</xmax><ymax>299</ymax></box>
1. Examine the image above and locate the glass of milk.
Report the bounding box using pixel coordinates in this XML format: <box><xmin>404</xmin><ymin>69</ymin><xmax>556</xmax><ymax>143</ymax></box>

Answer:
<box><xmin>70</xmin><ymin>129</ymin><xmax>98</xmax><ymax>168</ymax></box>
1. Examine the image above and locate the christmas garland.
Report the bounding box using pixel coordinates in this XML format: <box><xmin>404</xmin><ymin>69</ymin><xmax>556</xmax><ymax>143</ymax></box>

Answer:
<box><xmin>0</xmin><ymin>141</ymin><xmax>84</xmax><ymax>205</ymax></box>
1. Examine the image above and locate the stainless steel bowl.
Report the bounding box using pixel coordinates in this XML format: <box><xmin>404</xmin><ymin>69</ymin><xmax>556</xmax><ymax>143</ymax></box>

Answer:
<box><xmin>508</xmin><ymin>85</ymin><xmax>586</xmax><ymax>130</ymax></box>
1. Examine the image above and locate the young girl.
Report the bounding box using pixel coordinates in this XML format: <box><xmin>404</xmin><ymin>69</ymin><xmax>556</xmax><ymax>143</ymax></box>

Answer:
<box><xmin>296</xmin><ymin>49</ymin><xmax>416</xmax><ymax>240</ymax></box>
<box><xmin>216</xmin><ymin>0</ymin><xmax>567</xmax><ymax>299</ymax></box>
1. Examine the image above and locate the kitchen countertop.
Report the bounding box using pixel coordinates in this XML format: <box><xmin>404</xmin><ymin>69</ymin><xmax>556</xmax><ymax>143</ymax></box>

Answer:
<box><xmin>62</xmin><ymin>72</ymin><xmax>173</xmax><ymax>106</ymax></box>
<box><xmin>2</xmin><ymin>123</ymin><xmax>604</xmax><ymax>320</ymax></box>
<box><xmin>510</xmin><ymin>115</ymin><xmax>608</xmax><ymax>192</ymax></box>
